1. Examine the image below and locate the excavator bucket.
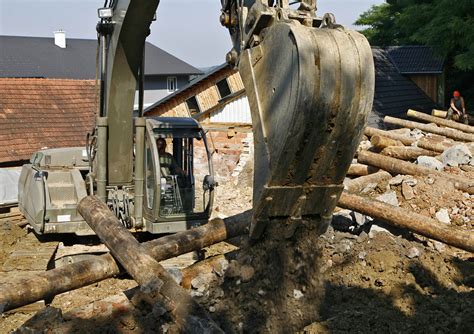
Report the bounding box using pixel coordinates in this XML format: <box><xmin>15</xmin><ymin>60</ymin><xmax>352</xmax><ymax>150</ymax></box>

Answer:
<box><xmin>238</xmin><ymin>22</ymin><xmax>374</xmax><ymax>239</ymax></box>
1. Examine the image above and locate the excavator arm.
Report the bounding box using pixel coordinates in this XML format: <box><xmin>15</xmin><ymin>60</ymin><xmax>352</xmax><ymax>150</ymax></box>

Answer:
<box><xmin>97</xmin><ymin>0</ymin><xmax>374</xmax><ymax>239</ymax></box>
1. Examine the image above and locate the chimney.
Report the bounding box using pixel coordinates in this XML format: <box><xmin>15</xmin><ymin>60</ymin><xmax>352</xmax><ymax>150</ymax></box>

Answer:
<box><xmin>54</xmin><ymin>30</ymin><xmax>66</xmax><ymax>48</ymax></box>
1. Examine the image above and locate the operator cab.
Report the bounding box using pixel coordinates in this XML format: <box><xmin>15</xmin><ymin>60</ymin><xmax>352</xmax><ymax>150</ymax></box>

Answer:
<box><xmin>143</xmin><ymin>117</ymin><xmax>215</xmax><ymax>233</ymax></box>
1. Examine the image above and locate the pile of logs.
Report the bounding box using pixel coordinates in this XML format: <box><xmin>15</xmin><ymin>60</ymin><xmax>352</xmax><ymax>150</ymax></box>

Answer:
<box><xmin>1</xmin><ymin>109</ymin><xmax>473</xmax><ymax>330</ymax></box>
<box><xmin>343</xmin><ymin>109</ymin><xmax>474</xmax><ymax>253</ymax></box>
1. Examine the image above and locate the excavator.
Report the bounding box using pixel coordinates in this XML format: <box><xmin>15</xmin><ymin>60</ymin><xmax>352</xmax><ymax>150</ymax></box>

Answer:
<box><xmin>18</xmin><ymin>0</ymin><xmax>374</xmax><ymax>241</ymax></box>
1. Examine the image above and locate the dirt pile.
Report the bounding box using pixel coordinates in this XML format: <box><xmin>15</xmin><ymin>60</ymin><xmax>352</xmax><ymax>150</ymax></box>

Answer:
<box><xmin>193</xmin><ymin>218</ymin><xmax>328</xmax><ymax>332</ymax></box>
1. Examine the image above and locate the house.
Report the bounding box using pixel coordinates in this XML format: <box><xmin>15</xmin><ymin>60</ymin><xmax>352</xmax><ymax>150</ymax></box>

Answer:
<box><xmin>0</xmin><ymin>33</ymin><xmax>202</xmax><ymax>109</ymax></box>
<box><xmin>386</xmin><ymin>46</ymin><xmax>445</xmax><ymax>105</ymax></box>
<box><xmin>369</xmin><ymin>47</ymin><xmax>440</xmax><ymax>128</ymax></box>
<box><xmin>0</xmin><ymin>78</ymin><xmax>97</xmax><ymax>167</ymax></box>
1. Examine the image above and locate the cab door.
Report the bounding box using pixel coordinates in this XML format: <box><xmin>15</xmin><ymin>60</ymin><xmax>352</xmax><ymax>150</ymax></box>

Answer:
<box><xmin>142</xmin><ymin>124</ymin><xmax>160</xmax><ymax>222</ymax></box>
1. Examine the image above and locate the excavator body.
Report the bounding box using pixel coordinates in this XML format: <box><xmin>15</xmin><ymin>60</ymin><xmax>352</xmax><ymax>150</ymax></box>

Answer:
<box><xmin>18</xmin><ymin>117</ymin><xmax>215</xmax><ymax>235</ymax></box>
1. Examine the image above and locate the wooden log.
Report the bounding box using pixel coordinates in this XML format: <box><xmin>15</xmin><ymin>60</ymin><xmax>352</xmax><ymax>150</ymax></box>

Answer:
<box><xmin>364</xmin><ymin>127</ymin><xmax>416</xmax><ymax>146</ymax></box>
<box><xmin>347</xmin><ymin>163</ymin><xmax>379</xmax><ymax>176</ymax></box>
<box><xmin>0</xmin><ymin>211</ymin><xmax>250</xmax><ymax>312</ymax></box>
<box><xmin>358</xmin><ymin>151</ymin><xmax>474</xmax><ymax>194</ymax></box>
<box><xmin>384</xmin><ymin>116</ymin><xmax>474</xmax><ymax>142</ymax></box>
<box><xmin>338</xmin><ymin>192</ymin><xmax>474</xmax><ymax>253</ymax></box>
<box><xmin>344</xmin><ymin>171</ymin><xmax>392</xmax><ymax>193</ymax></box>
<box><xmin>370</xmin><ymin>135</ymin><xmax>404</xmax><ymax>149</ymax></box>
<box><xmin>416</xmin><ymin>137</ymin><xmax>455</xmax><ymax>153</ymax></box>
<box><xmin>432</xmin><ymin>109</ymin><xmax>474</xmax><ymax>125</ymax></box>
<box><xmin>78</xmin><ymin>196</ymin><xmax>222</xmax><ymax>332</ymax></box>
<box><xmin>408</xmin><ymin>109</ymin><xmax>474</xmax><ymax>134</ymax></box>
<box><xmin>432</xmin><ymin>109</ymin><xmax>447</xmax><ymax>118</ymax></box>
<box><xmin>381</xmin><ymin>146</ymin><xmax>438</xmax><ymax>160</ymax></box>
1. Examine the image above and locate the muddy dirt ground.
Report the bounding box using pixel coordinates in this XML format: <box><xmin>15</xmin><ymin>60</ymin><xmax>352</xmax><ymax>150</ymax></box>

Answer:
<box><xmin>1</xmin><ymin>161</ymin><xmax>473</xmax><ymax>333</ymax></box>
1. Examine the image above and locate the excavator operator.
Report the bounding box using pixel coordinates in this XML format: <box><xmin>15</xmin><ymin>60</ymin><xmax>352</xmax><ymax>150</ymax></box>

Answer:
<box><xmin>156</xmin><ymin>138</ymin><xmax>184</xmax><ymax>177</ymax></box>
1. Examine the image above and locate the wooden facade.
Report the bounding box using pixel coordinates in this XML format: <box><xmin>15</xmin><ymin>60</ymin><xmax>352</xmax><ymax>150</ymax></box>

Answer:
<box><xmin>146</xmin><ymin>65</ymin><xmax>245</xmax><ymax>120</ymax></box>
<box><xmin>408</xmin><ymin>74</ymin><xmax>444</xmax><ymax>105</ymax></box>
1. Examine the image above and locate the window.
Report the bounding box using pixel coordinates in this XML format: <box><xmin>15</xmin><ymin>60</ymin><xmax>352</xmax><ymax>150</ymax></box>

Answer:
<box><xmin>185</xmin><ymin>96</ymin><xmax>201</xmax><ymax>114</ymax></box>
<box><xmin>167</xmin><ymin>76</ymin><xmax>177</xmax><ymax>92</ymax></box>
<box><xmin>216</xmin><ymin>78</ymin><xmax>232</xmax><ymax>98</ymax></box>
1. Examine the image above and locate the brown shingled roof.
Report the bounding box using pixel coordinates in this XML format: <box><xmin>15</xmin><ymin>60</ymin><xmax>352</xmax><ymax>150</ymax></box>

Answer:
<box><xmin>0</xmin><ymin>78</ymin><xmax>97</xmax><ymax>163</ymax></box>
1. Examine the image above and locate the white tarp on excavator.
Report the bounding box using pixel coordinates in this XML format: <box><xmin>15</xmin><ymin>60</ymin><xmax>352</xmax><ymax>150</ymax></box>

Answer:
<box><xmin>0</xmin><ymin>167</ymin><xmax>21</xmax><ymax>206</ymax></box>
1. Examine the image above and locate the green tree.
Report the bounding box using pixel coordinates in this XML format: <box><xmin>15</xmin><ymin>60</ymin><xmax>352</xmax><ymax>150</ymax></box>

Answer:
<box><xmin>355</xmin><ymin>1</ymin><xmax>408</xmax><ymax>46</ymax></box>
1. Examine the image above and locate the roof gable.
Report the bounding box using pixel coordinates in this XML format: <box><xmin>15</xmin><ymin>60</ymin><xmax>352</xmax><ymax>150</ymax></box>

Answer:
<box><xmin>386</xmin><ymin>46</ymin><xmax>445</xmax><ymax>74</ymax></box>
<box><xmin>0</xmin><ymin>78</ymin><xmax>97</xmax><ymax>163</ymax></box>
<box><xmin>0</xmin><ymin>36</ymin><xmax>202</xmax><ymax>79</ymax></box>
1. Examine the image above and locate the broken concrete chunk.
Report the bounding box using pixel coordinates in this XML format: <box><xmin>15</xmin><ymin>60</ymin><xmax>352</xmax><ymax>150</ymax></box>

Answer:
<box><xmin>358</xmin><ymin>140</ymin><xmax>372</xmax><ymax>151</ymax></box>
<box><xmin>353</xmin><ymin>211</ymin><xmax>371</xmax><ymax>226</ymax></box>
<box><xmin>358</xmin><ymin>251</ymin><xmax>367</xmax><ymax>260</ymax></box>
<box><xmin>435</xmin><ymin>208</ymin><xmax>451</xmax><ymax>225</ymax></box>
<box><xmin>425</xmin><ymin>176</ymin><xmax>435</xmax><ymax>185</ymax></box>
<box><xmin>369</xmin><ymin>223</ymin><xmax>392</xmax><ymax>236</ymax></box>
<box><xmin>389</xmin><ymin>174</ymin><xmax>405</xmax><ymax>186</ymax></box>
<box><xmin>293</xmin><ymin>289</ymin><xmax>304</xmax><ymax>300</ymax></box>
<box><xmin>401</xmin><ymin>182</ymin><xmax>415</xmax><ymax>200</ymax></box>
<box><xmin>409</xmin><ymin>128</ymin><xmax>424</xmax><ymax>140</ymax></box>
<box><xmin>166</xmin><ymin>268</ymin><xmax>183</xmax><ymax>285</ymax></box>
<box><xmin>212</xmin><ymin>258</ymin><xmax>229</xmax><ymax>277</ymax></box>
<box><xmin>431</xmin><ymin>240</ymin><xmax>446</xmax><ymax>253</ymax></box>
<box><xmin>441</xmin><ymin>144</ymin><xmax>472</xmax><ymax>167</ymax></box>
<box><xmin>417</xmin><ymin>156</ymin><xmax>444</xmax><ymax>171</ymax></box>
<box><xmin>407</xmin><ymin>247</ymin><xmax>421</xmax><ymax>259</ymax></box>
<box><xmin>361</xmin><ymin>182</ymin><xmax>378</xmax><ymax>194</ymax></box>
<box><xmin>376</xmin><ymin>191</ymin><xmax>399</xmax><ymax>207</ymax></box>
<box><xmin>404</xmin><ymin>177</ymin><xmax>417</xmax><ymax>186</ymax></box>
<box><xmin>191</xmin><ymin>273</ymin><xmax>215</xmax><ymax>292</ymax></box>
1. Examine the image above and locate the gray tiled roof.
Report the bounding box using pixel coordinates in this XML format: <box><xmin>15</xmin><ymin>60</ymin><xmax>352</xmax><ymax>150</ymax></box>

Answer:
<box><xmin>0</xmin><ymin>35</ymin><xmax>202</xmax><ymax>79</ymax></box>
<box><xmin>386</xmin><ymin>46</ymin><xmax>444</xmax><ymax>74</ymax></box>
<box><xmin>368</xmin><ymin>48</ymin><xmax>438</xmax><ymax>128</ymax></box>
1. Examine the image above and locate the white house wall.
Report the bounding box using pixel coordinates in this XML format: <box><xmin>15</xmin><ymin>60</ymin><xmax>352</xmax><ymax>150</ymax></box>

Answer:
<box><xmin>209</xmin><ymin>95</ymin><xmax>252</xmax><ymax>124</ymax></box>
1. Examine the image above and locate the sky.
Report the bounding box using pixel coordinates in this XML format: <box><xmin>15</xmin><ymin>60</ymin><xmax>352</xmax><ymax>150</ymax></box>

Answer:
<box><xmin>0</xmin><ymin>0</ymin><xmax>384</xmax><ymax>68</ymax></box>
